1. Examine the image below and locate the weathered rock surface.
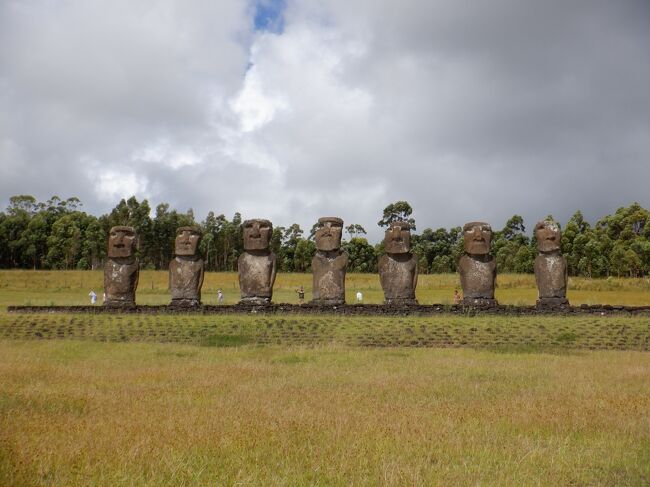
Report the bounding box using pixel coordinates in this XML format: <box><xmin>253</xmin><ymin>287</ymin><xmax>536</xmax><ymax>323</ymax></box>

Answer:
<box><xmin>534</xmin><ymin>220</ymin><xmax>569</xmax><ymax>308</ymax></box>
<box><xmin>312</xmin><ymin>217</ymin><xmax>347</xmax><ymax>305</ymax></box>
<box><xmin>238</xmin><ymin>219</ymin><xmax>276</xmax><ymax>304</ymax></box>
<box><xmin>459</xmin><ymin>222</ymin><xmax>497</xmax><ymax>306</ymax></box>
<box><xmin>312</xmin><ymin>251</ymin><xmax>348</xmax><ymax>305</ymax></box>
<box><xmin>104</xmin><ymin>226</ymin><xmax>139</xmax><ymax>307</ymax></box>
<box><xmin>169</xmin><ymin>226</ymin><xmax>204</xmax><ymax>307</ymax></box>
<box><xmin>379</xmin><ymin>222</ymin><xmax>418</xmax><ymax>305</ymax></box>
<box><xmin>238</xmin><ymin>252</ymin><xmax>277</xmax><ymax>304</ymax></box>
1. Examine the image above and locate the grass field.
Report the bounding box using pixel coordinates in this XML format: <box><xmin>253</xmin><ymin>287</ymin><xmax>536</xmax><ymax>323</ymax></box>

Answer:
<box><xmin>1</xmin><ymin>342</ymin><xmax>649</xmax><ymax>485</ymax></box>
<box><xmin>1</xmin><ymin>271</ymin><xmax>650</xmax><ymax>485</ymax></box>
<box><xmin>2</xmin><ymin>270</ymin><xmax>650</xmax><ymax>307</ymax></box>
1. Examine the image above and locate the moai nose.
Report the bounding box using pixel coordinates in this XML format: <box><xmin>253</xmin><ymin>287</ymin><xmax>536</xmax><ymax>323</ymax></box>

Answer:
<box><xmin>252</xmin><ymin>222</ymin><xmax>261</xmax><ymax>237</ymax></box>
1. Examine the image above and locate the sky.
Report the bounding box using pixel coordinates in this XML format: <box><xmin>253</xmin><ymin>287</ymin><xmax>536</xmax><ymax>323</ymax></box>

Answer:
<box><xmin>1</xmin><ymin>0</ymin><xmax>649</xmax><ymax>242</ymax></box>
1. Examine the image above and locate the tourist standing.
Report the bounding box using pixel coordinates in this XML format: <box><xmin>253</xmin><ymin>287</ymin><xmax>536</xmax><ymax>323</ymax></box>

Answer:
<box><xmin>296</xmin><ymin>286</ymin><xmax>305</xmax><ymax>304</ymax></box>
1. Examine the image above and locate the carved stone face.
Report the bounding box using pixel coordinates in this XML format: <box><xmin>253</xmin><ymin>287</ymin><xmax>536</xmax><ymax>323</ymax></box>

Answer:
<box><xmin>243</xmin><ymin>219</ymin><xmax>272</xmax><ymax>251</ymax></box>
<box><xmin>384</xmin><ymin>222</ymin><xmax>411</xmax><ymax>254</ymax></box>
<box><xmin>315</xmin><ymin>217</ymin><xmax>343</xmax><ymax>251</ymax></box>
<box><xmin>535</xmin><ymin>220</ymin><xmax>561</xmax><ymax>253</ymax></box>
<box><xmin>108</xmin><ymin>226</ymin><xmax>137</xmax><ymax>258</ymax></box>
<box><xmin>463</xmin><ymin>222</ymin><xmax>492</xmax><ymax>255</ymax></box>
<box><xmin>175</xmin><ymin>226</ymin><xmax>202</xmax><ymax>256</ymax></box>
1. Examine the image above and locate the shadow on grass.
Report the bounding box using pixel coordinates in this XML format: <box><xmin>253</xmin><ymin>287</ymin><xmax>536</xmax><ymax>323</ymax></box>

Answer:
<box><xmin>199</xmin><ymin>334</ymin><xmax>251</xmax><ymax>347</ymax></box>
<box><xmin>484</xmin><ymin>344</ymin><xmax>584</xmax><ymax>356</ymax></box>
<box><xmin>271</xmin><ymin>354</ymin><xmax>312</xmax><ymax>364</ymax></box>
<box><xmin>154</xmin><ymin>349</ymin><xmax>198</xmax><ymax>358</ymax></box>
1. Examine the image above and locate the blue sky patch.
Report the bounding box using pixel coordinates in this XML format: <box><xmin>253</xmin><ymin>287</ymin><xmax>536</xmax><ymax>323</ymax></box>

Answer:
<box><xmin>254</xmin><ymin>0</ymin><xmax>286</xmax><ymax>33</ymax></box>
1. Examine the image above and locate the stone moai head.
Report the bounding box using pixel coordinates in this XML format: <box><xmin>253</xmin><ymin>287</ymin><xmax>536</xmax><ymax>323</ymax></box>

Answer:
<box><xmin>175</xmin><ymin>226</ymin><xmax>202</xmax><ymax>257</ymax></box>
<box><xmin>108</xmin><ymin>226</ymin><xmax>137</xmax><ymax>258</ymax></box>
<box><xmin>535</xmin><ymin>220</ymin><xmax>562</xmax><ymax>253</ymax></box>
<box><xmin>384</xmin><ymin>221</ymin><xmax>411</xmax><ymax>254</ymax></box>
<box><xmin>243</xmin><ymin>219</ymin><xmax>273</xmax><ymax>251</ymax></box>
<box><xmin>463</xmin><ymin>222</ymin><xmax>492</xmax><ymax>255</ymax></box>
<box><xmin>315</xmin><ymin>217</ymin><xmax>344</xmax><ymax>252</ymax></box>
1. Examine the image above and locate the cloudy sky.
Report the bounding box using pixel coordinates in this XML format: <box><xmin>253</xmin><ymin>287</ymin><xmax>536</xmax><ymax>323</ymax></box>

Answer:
<box><xmin>1</xmin><ymin>0</ymin><xmax>649</xmax><ymax>241</ymax></box>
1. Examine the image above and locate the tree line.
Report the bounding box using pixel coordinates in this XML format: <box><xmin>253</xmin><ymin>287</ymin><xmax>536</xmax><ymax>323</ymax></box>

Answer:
<box><xmin>0</xmin><ymin>195</ymin><xmax>649</xmax><ymax>277</ymax></box>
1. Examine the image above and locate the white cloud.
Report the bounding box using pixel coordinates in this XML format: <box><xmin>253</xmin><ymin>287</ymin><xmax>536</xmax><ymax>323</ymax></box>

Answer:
<box><xmin>230</xmin><ymin>63</ymin><xmax>289</xmax><ymax>133</ymax></box>
<box><xmin>92</xmin><ymin>165</ymin><xmax>150</xmax><ymax>204</ymax></box>
<box><xmin>1</xmin><ymin>0</ymin><xmax>649</xmax><ymax>241</ymax></box>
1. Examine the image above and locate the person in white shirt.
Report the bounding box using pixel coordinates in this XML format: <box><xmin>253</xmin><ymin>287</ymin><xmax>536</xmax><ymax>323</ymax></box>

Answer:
<box><xmin>88</xmin><ymin>290</ymin><xmax>97</xmax><ymax>305</ymax></box>
<box><xmin>356</xmin><ymin>291</ymin><xmax>363</xmax><ymax>303</ymax></box>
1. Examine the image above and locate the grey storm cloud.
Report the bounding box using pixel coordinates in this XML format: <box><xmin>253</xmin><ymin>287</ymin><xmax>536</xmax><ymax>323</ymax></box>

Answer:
<box><xmin>1</xmin><ymin>0</ymin><xmax>649</xmax><ymax>242</ymax></box>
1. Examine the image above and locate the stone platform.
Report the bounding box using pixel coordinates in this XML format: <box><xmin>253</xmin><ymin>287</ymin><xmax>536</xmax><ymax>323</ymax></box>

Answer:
<box><xmin>7</xmin><ymin>303</ymin><xmax>650</xmax><ymax>316</ymax></box>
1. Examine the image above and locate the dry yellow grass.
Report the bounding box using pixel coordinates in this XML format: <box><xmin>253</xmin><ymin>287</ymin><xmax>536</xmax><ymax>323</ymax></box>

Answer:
<box><xmin>1</xmin><ymin>341</ymin><xmax>649</xmax><ymax>485</ymax></box>
<box><xmin>1</xmin><ymin>270</ymin><xmax>650</xmax><ymax>307</ymax></box>
<box><xmin>1</xmin><ymin>271</ymin><xmax>650</xmax><ymax>485</ymax></box>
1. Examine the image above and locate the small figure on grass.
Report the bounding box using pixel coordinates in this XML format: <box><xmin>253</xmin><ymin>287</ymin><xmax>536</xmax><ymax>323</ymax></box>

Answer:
<box><xmin>296</xmin><ymin>286</ymin><xmax>305</xmax><ymax>304</ymax></box>
<box><xmin>217</xmin><ymin>289</ymin><xmax>224</xmax><ymax>304</ymax></box>
<box><xmin>88</xmin><ymin>290</ymin><xmax>97</xmax><ymax>305</ymax></box>
<box><xmin>453</xmin><ymin>289</ymin><xmax>462</xmax><ymax>305</ymax></box>
<box><xmin>356</xmin><ymin>290</ymin><xmax>363</xmax><ymax>303</ymax></box>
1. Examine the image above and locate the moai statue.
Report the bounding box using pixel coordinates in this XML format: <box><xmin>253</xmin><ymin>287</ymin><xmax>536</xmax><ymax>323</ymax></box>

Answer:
<box><xmin>104</xmin><ymin>226</ymin><xmax>139</xmax><ymax>307</ymax></box>
<box><xmin>378</xmin><ymin>222</ymin><xmax>418</xmax><ymax>305</ymax></box>
<box><xmin>458</xmin><ymin>221</ymin><xmax>498</xmax><ymax>307</ymax></box>
<box><xmin>238</xmin><ymin>219</ymin><xmax>277</xmax><ymax>305</ymax></box>
<box><xmin>169</xmin><ymin>226</ymin><xmax>204</xmax><ymax>307</ymax></box>
<box><xmin>312</xmin><ymin>217</ymin><xmax>348</xmax><ymax>305</ymax></box>
<box><xmin>534</xmin><ymin>220</ymin><xmax>569</xmax><ymax>308</ymax></box>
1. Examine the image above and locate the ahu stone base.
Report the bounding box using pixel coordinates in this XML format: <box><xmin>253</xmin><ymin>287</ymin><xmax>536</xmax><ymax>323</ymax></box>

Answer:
<box><xmin>311</xmin><ymin>298</ymin><xmax>345</xmax><ymax>306</ymax></box>
<box><xmin>462</xmin><ymin>297</ymin><xmax>499</xmax><ymax>308</ymax></box>
<box><xmin>169</xmin><ymin>298</ymin><xmax>201</xmax><ymax>309</ymax></box>
<box><xmin>239</xmin><ymin>297</ymin><xmax>272</xmax><ymax>306</ymax></box>
<box><xmin>104</xmin><ymin>300</ymin><xmax>136</xmax><ymax>309</ymax></box>
<box><xmin>536</xmin><ymin>297</ymin><xmax>570</xmax><ymax>309</ymax></box>
<box><xmin>385</xmin><ymin>298</ymin><xmax>419</xmax><ymax>306</ymax></box>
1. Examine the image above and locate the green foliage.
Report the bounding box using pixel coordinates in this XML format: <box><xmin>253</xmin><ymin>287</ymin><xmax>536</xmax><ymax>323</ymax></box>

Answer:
<box><xmin>293</xmin><ymin>238</ymin><xmax>316</xmax><ymax>272</ymax></box>
<box><xmin>2</xmin><ymin>196</ymin><xmax>650</xmax><ymax>277</ymax></box>
<box><xmin>415</xmin><ymin>226</ymin><xmax>463</xmax><ymax>273</ymax></box>
<box><xmin>345</xmin><ymin>223</ymin><xmax>367</xmax><ymax>239</ymax></box>
<box><xmin>377</xmin><ymin>200</ymin><xmax>416</xmax><ymax>229</ymax></box>
<box><xmin>343</xmin><ymin>237</ymin><xmax>377</xmax><ymax>273</ymax></box>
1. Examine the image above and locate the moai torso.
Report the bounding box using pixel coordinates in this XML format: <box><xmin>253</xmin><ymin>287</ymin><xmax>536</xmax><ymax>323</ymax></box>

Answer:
<box><xmin>533</xmin><ymin>220</ymin><xmax>569</xmax><ymax>306</ymax></box>
<box><xmin>104</xmin><ymin>226</ymin><xmax>139</xmax><ymax>307</ymax></box>
<box><xmin>459</xmin><ymin>222</ymin><xmax>497</xmax><ymax>305</ymax></box>
<box><xmin>378</xmin><ymin>221</ymin><xmax>418</xmax><ymax>304</ymax></box>
<box><xmin>312</xmin><ymin>251</ymin><xmax>348</xmax><ymax>304</ymax></box>
<box><xmin>458</xmin><ymin>254</ymin><xmax>496</xmax><ymax>299</ymax></box>
<box><xmin>238</xmin><ymin>252</ymin><xmax>277</xmax><ymax>300</ymax></box>
<box><xmin>169</xmin><ymin>257</ymin><xmax>204</xmax><ymax>302</ymax></box>
<box><xmin>311</xmin><ymin>217</ymin><xmax>347</xmax><ymax>305</ymax></box>
<box><xmin>379</xmin><ymin>254</ymin><xmax>418</xmax><ymax>303</ymax></box>
<box><xmin>104</xmin><ymin>258</ymin><xmax>139</xmax><ymax>306</ymax></box>
<box><xmin>169</xmin><ymin>226</ymin><xmax>204</xmax><ymax>306</ymax></box>
<box><xmin>238</xmin><ymin>219</ymin><xmax>276</xmax><ymax>304</ymax></box>
<box><xmin>534</xmin><ymin>254</ymin><xmax>567</xmax><ymax>299</ymax></box>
